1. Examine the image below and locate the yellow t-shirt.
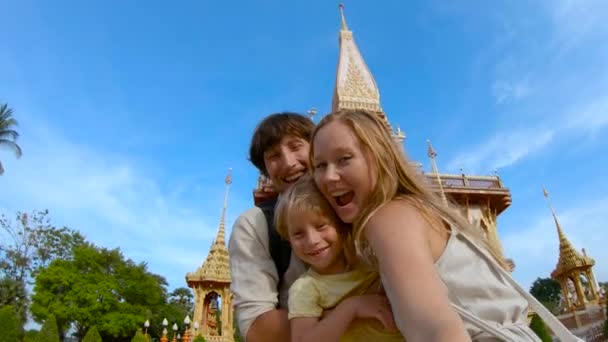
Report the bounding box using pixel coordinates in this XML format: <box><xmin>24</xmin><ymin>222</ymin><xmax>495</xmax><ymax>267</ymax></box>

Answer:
<box><xmin>288</xmin><ymin>267</ymin><xmax>404</xmax><ymax>341</ymax></box>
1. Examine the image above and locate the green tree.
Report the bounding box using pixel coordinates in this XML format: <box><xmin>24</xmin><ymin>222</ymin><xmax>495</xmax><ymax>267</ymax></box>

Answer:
<box><xmin>0</xmin><ymin>305</ymin><xmax>19</xmax><ymax>342</ymax></box>
<box><xmin>0</xmin><ymin>277</ymin><xmax>27</xmax><ymax>333</ymax></box>
<box><xmin>37</xmin><ymin>314</ymin><xmax>60</xmax><ymax>342</ymax></box>
<box><xmin>31</xmin><ymin>244</ymin><xmax>169</xmax><ymax>342</ymax></box>
<box><xmin>0</xmin><ymin>103</ymin><xmax>22</xmax><ymax>175</ymax></box>
<box><xmin>529</xmin><ymin>314</ymin><xmax>552</xmax><ymax>342</ymax></box>
<box><xmin>83</xmin><ymin>326</ymin><xmax>103</xmax><ymax>342</ymax></box>
<box><xmin>168</xmin><ymin>287</ymin><xmax>194</xmax><ymax>316</ymax></box>
<box><xmin>530</xmin><ymin>277</ymin><xmax>561</xmax><ymax>313</ymax></box>
<box><xmin>0</xmin><ymin>210</ymin><xmax>84</xmax><ymax>330</ymax></box>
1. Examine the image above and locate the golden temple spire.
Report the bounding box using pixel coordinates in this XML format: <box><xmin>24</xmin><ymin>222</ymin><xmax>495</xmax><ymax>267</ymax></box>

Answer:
<box><xmin>331</xmin><ymin>3</ymin><xmax>398</xmax><ymax>140</ymax></box>
<box><xmin>427</xmin><ymin>140</ymin><xmax>447</xmax><ymax>203</ymax></box>
<box><xmin>339</xmin><ymin>3</ymin><xmax>349</xmax><ymax>30</ymax></box>
<box><xmin>216</xmin><ymin>168</ymin><xmax>232</xmax><ymax>246</ymax></box>
<box><xmin>543</xmin><ymin>187</ymin><xmax>568</xmax><ymax>244</ymax></box>
<box><xmin>186</xmin><ymin>168</ymin><xmax>233</xmax><ymax>284</ymax></box>
<box><xmin>543</xmin><ymin>188</ymin><xmax>594</xmax><ymax>279</ymax></box>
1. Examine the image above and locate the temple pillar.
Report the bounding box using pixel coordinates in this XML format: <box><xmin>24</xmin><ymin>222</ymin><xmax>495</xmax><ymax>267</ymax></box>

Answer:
<box><xmin>574</xmin><ymin>273</ymin><xmax>587</xmax><ymax>307</ymax></box>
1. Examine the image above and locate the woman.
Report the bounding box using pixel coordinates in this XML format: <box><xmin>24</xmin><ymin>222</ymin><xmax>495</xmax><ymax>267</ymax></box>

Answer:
<box><xmin>309</xmin><ymin>109</ymin><xmax>581</xmax><ymax>342</ymax></box>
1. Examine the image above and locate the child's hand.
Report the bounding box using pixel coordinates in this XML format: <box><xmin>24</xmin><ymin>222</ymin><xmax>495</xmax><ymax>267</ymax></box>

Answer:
<box><xmin>346</xmin><ymin>294</ymin><xmax>397</xmax><ymax>331</ymax></box>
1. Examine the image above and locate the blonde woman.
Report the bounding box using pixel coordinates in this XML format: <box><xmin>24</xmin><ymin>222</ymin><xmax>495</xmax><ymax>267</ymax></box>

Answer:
<box><xmin>310</xmin><ymin>109</ymin><xmax>581</xmax><ymax>342</ymax></box>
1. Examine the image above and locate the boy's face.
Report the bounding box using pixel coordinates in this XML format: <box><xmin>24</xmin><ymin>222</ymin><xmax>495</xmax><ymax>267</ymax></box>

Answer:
<box><xmin>263</xmin><ymin>135</ymin><xmax>310</xmax><ymax>193</ymax></box>
<box><xmin>287</xmin><ymin>209</ymin><xmax>346</xmax><ymax>275</ymax></box>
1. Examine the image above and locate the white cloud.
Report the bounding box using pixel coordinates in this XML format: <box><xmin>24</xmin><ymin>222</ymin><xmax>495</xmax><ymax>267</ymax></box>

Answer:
<box><xmin>503</xmin><ymin>196</ymin><xmax>608</xmax><ymax>290</ymax></box>
<box><xmin>447</xmin><ymin>128</ymin><xmax>555</xmax><ymax>173</ymax></box>
<box><xmin>548</xmin><ymin>0</ymin><xmax>608</xmax><ymax>52</ymax></box>
<box><xmin>563</xmin><ymin>95</ymin><xmax>608</xmax><ymax>134</ymax></box>
<box><xmin>0</xmin><ymin>114</ymin><xmax>229</xmax><ymax>289</ymax></box>
<box><xmin>492</xmin><ymin>79</ymin><xmax>533</xmax><ymax>104</ymax></box>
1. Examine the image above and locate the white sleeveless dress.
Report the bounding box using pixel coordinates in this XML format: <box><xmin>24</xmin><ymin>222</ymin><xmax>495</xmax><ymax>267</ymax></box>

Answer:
<box><xmin>434</xmin><ymin>227</ymin><xmax>542</xmax><ymax>341</ymax></box>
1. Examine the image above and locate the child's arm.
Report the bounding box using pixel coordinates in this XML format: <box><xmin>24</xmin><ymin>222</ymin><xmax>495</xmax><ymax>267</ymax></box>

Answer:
<box><xmin>290</xmin><ymin>294</ymin><xmax>395</xmax><ymax>342</ymax></box>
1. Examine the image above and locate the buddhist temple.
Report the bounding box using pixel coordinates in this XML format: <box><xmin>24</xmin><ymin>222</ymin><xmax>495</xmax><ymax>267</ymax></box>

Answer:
<box><xmin>186</xmin><ymin>169</ymin><xmax>235</xmax><ymax>342</ymax></box>
<box><xmin>542</xmin><ymin>188</ymin><xmax>606</xmax><ymax>338</ymax></box>
<box><xmin>253</xmin><ymin>4</ymin><xmax>514</xmax><ymax>271</ymax></box>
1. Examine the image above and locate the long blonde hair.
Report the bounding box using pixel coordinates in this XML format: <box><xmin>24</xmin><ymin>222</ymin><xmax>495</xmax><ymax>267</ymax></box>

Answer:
<box><xmin>310</xmin><ymin>109</ymin><xmax>506</xmax><ymax>268</ymax></box>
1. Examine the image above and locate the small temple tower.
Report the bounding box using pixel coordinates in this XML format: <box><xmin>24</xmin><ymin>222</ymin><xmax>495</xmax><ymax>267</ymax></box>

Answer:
<box><xmin>330</xmin><ymin>4</ymin><xmax>513</xmax><ymax>269</ymax></box>
<box><xmin>186</xmin><ymin>169</ymin><xmax>234</xmax><ymax>342</ymax></box>
<box><xmin>542</xmin><ymin>188</ymin><xmax>606</xmax><ymax>336</ymax></box>
<box><xmin>543</xmin><ymin>188</ymin><xmax>601</xmax><ymax>309</ymax></box>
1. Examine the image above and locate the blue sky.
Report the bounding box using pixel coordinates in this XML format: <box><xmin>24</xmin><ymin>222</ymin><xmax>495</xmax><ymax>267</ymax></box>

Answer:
<box><xmin>1</xmin><ymin>0</ymin><xmax>607</xmax><ymax>299</ymax></box>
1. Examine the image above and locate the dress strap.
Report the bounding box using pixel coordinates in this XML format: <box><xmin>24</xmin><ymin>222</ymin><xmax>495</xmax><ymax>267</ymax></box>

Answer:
<box><xmin>453</xmin><ymin>230</ymin><xmax>584</xmax><ymax>342</ymax></box>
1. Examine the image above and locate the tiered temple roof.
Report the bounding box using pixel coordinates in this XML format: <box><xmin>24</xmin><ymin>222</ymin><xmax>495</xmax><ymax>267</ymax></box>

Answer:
<box><xmin>186</xmin><ymin>170</ymin><xmax>232</xmax><ymax>285</ymax></box>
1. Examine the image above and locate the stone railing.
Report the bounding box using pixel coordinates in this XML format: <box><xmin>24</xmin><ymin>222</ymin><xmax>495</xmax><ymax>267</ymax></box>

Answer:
<box><xmin>424</xmin><ymin>173</ymin><xmax>505</xmax><ymax>190</ymax></box>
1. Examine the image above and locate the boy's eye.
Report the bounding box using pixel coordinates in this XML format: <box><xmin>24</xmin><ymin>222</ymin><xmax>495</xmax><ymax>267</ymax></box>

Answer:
<box><xmin>314</xmin><ymin>161</ymin><xmax>327</xmax><ymax>170</ymax></box>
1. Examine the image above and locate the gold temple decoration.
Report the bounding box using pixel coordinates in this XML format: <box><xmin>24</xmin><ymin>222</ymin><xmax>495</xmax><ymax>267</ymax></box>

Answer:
<box><xmin>329</xmin><ymin>4</ymin><xmax>512</xmax><ymax>270</ymax></box>
<box><xmin>332</xmin><ymin>3</ymin><xmax>404</xmax><ymax>145</ymax></box>
<box><xmin>186</xmin><ymin>169</ymin><xmax>235</xmax><ymax>341</ymax></box>
<box><xmin>544</xmin><ymin>188</ymin><xmax>601</xmax><ymax>312</ymax></box>
<box><xmin>426</xmin><ymin>139</ymin><xmax>447</xmax><ymax>204</ymax></box>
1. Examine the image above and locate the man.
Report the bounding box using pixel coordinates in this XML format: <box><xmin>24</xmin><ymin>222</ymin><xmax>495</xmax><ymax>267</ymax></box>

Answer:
<box><xmin>229</xmin><ymin>112</ymin><xmax>315</xmax><ymax>342</ymax></box>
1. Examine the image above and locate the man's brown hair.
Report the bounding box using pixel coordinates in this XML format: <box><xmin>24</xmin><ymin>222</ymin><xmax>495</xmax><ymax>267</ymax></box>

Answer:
<box><xmin>249</xmin><ymin>112</ymin><xmax>315</xmax><ymax>176</ymax></box>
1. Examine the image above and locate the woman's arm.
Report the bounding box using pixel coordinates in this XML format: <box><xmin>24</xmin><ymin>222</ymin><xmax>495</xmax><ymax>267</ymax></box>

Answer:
<box><xmin>291</xmin><ymin>294</ymin><xmax>395</xmax><ymax>342</ymax></box>
<box><xmin>365</xmin><ymin>200</ymin><xmax>471</xmax><ymax>342</ymax></box>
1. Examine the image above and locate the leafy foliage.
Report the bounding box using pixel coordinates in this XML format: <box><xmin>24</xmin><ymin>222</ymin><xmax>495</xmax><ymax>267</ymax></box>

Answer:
<box><xmin>0</xmin><ymin>102</ymin><xmax>22</xmax><ymax>175</ymax></box>
<box><xmin>0</xmin><ymin>277</ymin><xmax>27</xmax><ymax>333</ymax></box>
<box><xmin>529</xmin><ymin>314</ymin><xmax>552</xmax><ymax>342</ymax></box>
<box><xmin>83</xmin><ymin>326</ymin><xmax>103</xmax><ymax>342</ymax></box>
<box><xmin>38</xmin><ymin>314</ymin><xmax>60</xmax><ymax>342</ymax></box>
<box><xmin>169</xmin><ymin>287</ymin><xmax>194</xmax><ymax>316</ymax></box>
<box><xmin>31</xmin><ymin>243</ymin><xmax>169</xmax><ymax>341</ymax></box>
<box><xmin>0</xmin><ymin>210</ymin><xmax>85</xmax><ymax>284</ymax></box>
<box><xmin>0</xmin><ymin>210</ymin><xmax>85</xmax><ymax>332</ymax></box>
<box><xmin>530</xmin><ymin>277</ymin><xmax>561</xmax><ymax>313</ymax></box>
<box><xmin>22</xmin><ymin>329</ymin><xmax>39</xmax><ymax>342</ymax></box>
<box><xmin>0</xmin><ymin>305</ymin><xmax>19</xmax><ymax>342</ymax></box>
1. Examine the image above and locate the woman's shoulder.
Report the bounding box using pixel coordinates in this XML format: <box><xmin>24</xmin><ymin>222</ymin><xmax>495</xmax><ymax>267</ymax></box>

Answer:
<box><xmin>367</xmin><ymin>196</ymin><xmax>427</xmax><ymax>229</ymax></box>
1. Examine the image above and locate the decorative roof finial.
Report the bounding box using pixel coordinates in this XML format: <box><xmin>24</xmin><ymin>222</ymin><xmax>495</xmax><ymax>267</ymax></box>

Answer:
<box><xmin>217</xmin><ymin>168</ymin><xmax>233</xmax><ymax>246</ymax></box>
<box><xmin>427</xmin><ymin>139</ymin><xmax>447</xmax><ymax>204</ymax></box>
<box><xmin>339</xmin><ymin>3</ymin><xmax>349</xmax><ymax>31</ymax></box>
<box><xmin>307</xmin><ymin>107</ymin><xmax>317</xmax><ymax>122</ymax></box>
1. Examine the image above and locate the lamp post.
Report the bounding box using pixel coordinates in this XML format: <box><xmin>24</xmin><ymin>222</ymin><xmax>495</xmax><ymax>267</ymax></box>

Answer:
<box><xmin>172</xmin><ymin>323</ymin><xmax>178</xmax><ymax>342</ymax></box>
<box><xmin>183</xmin><ymin>315</ymin><xmax>191</xmax><ymax>342</ymax></box>
<box><xmin>160</xmin><ymin>318</ymin><xmax>168</xmax><ymax>342</ymax></box>
<box><xmin>144</xmin><ymin>320</ymin><xmax>150</xmax><ymax>341</ymax></box>
<box><xmin>193</xmin><ymin>322</ymin><xmax>199</xmax><ymax>338</ymax></box>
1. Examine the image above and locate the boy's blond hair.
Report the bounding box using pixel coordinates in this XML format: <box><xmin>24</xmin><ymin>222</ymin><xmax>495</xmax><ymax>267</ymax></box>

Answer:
<box><xmin>275</xmin><ymin>176</ymin><xmax>357</xmax><ymax>268</ymax></box>
<box><xmin>275</xmin><ymin>175</ymin><xmax>343</xmax><ymax>239</ymax></box>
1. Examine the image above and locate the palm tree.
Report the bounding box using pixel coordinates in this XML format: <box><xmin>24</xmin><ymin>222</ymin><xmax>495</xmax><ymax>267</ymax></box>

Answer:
<box><xmin>0</xmin><ymin>103</ymin><xmax>22</xmax><ymax>175</ymax></box>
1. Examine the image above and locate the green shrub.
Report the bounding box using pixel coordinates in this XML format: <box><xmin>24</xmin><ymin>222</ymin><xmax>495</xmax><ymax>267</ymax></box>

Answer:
<box><xmin>529</xmin><ymin>313</ymin><xmax>552</xmax><ymax>342</ymax></box>
<box><xmin>83</xmin><ymin>326</ymin><xmax>102</xmax><ymax>342</ymax></box>
<box><xmin>0</xmin><ymin>305</ymin><xmax>19</xmax><ymax>342</ymax></box>
<box><xmin>131</xmin><ymin>329</ymin><xmax>147</xmax><ymax>342</ymax></box>
<box><xmin>37</xmin><ymin>314</ymin><xmax>60</xmax><ymax>342</ymax></box>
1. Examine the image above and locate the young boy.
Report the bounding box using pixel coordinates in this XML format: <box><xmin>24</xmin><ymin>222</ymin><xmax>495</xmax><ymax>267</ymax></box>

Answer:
<box><xmin>274</xmin><ymin>176</ymin><xmax>403</xmax><ymax>341</ymax></box>
<box><xmin>229</xmin><ymin>112</ymin><xmax>314</xmax><ymax>342</ymax></box>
